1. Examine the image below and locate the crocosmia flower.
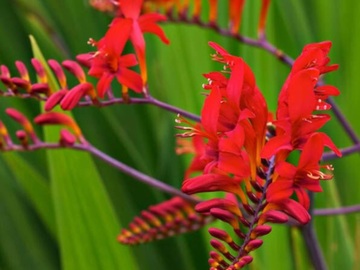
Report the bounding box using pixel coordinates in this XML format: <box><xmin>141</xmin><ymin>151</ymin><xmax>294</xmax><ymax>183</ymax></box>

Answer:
<box><xmin>178</xmin><ymin>41</ymin><xmax>340</xmax><ymax>269</ymax></box>
<box><xmin>86</xmin><ymin>19</ymin><xmax>143</xmax><ymax>98</ymax></box>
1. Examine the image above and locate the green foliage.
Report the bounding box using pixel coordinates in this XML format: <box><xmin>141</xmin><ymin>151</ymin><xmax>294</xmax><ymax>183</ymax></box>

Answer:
<box><xmin>0</xmin><ymin>0</ymin><xmax>358</xmax><ymax>269</ymax></box>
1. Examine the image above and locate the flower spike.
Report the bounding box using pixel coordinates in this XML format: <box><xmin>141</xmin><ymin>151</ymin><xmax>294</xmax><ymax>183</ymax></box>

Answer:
<box><xmin>178</xmin><ymin>41</ymin><xmax>340</xmax><ymax>269</ymax></box>
<box><xmin>258</xmin><ymin>0</ymin><xmax>271</xmax><ymax>38</ymax></box>
<box><xmin>118</xmin><ymin>196</ymin><xmax>212</xmax><ymax>245</ymax></box>
<box><xmin>34</xmin><ymin>112</ymin><xmax>86</xmax><ymax>144</ymax></box>
<box><xmin>5</xmin><ymin>108</ymin><xmax>39</xmax><ymax>143</ymax></box>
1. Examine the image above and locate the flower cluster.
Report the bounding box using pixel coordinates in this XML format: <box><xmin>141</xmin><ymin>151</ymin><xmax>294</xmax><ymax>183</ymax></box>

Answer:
<box><xmin>83</xmin><ymin>0</ymin><xmax>169</xmax><ymax>98</ymax></box>
<box><xmin>118</xmin><ymin>196</ymin><xmax>212</xmax><ymax>245</ymax></box>
<box><xmin>0</xmin><ymin>1</ymin><xmax>344</xmax><ymax>269</ymax></box>
<box><xmin>1</xmin><ymin>0</ymin><xmax>169</xmax><ymax>112</ymax></box>
<box><xmin>0</xmin><ymin>109</ymin><xmax>85</xmax><ymax>151</ymax></box>
<box><xmin>178</xmin><ymin>41</ymin><xmax>341</xmax><ymax>269</ymax></box>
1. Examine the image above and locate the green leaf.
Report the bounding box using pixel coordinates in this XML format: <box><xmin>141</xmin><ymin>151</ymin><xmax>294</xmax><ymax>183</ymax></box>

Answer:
<box><xmin>2</xmin><ymin>152</ymin><xmax>56</xmax><ymax>238</ymax></box>
<box><xmin>30</xmin><ymin>36</ymin><xmax>138</xmax><ymax>270</ymax></box>
<box><xmin>0</xmin><ymin>157</ymin><xmax>59</xmax><ymax>270</ymax></box>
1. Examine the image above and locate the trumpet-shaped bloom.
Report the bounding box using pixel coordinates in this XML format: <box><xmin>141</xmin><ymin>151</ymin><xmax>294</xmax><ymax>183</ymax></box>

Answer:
<box><xmin>267</xmin><ymin>133</ymin><xmax>335</xmax><ymax>209</ymax></box>
<box><xmin>119</xmin><ymin>0</ymin><xmax>169</xmax><ymax>83</ymax></box>
<box><xmin>87</xmin><ymin>19</ymin><xmax>143</xmax><ymax>98</ymax></box>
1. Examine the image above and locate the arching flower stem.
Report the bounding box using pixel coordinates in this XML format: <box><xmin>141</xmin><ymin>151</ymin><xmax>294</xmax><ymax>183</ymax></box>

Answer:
<box><xmin>2</xmin><ymin>139</ymin><xmax>360</xmax><ymax>216</ymax></box>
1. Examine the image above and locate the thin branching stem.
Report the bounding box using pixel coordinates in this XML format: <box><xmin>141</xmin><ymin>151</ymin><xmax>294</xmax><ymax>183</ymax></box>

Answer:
<box><xmin>1</xmin><ymin>91</ymin><xmax>201</xmax><ymax>122</ymax></box>
<box><xmin>301</xmin><ymin>222</ymin><xmax>328</xmax><ymax>270</ymax></box>
<box><xmin>3</xmin><ymin>141</ymin><xmax>360</xmax><ymax>216</ymax></box>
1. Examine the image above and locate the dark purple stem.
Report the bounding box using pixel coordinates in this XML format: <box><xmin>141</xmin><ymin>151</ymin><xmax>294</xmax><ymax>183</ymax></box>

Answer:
<box><xmin>2</xmin><ymin>142</ymin><xmax>360</xmax><ymax>216</ymax></box>
<box><xmin>80</xmin><ymin>144</ymin><xmax>200</xmax><ymax>204</ymax></box>
<box><xmin>314</xmin><ymin>204</ymin><xmax>360</xmax><ymax>216</ymax></box>
<box><xmin>1</xmin><ymin>91</ymin><xmax>200</xmax><ymax>122</ymax></box>
<box><xmin>327</xmin><ymin>98</ymin><xmax>360</xmax><ymax>145</ymax></box>
<box><xmin>1</xmin><ymin>141</ymin><xmax>199</xmax><ymax>204</ymax></box>
<box><xmin>301</xmin><ymin>222</ymin><xmax>328</xmax><ymax>270</ymax></box>
<box><xmin>322</xmin><ymin>143</ymin><xmax>360</xmax><ymax>161</ymax></box>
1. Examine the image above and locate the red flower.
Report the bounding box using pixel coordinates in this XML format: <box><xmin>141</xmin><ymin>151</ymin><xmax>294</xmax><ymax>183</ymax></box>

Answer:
<box><xmin>87</xmin><ymin>19</ymin><xmax>143</xmax><ymax>98</ymax></box>
<box><xmin>267</xmin><ymin>133</ymin><xmax>335</xmax><ymax>209</ymax></box>
<box><xmin>119</xmin><ymin>0</ymin><xmax>169</xmax><ymax>83</ymax></box>
<box><xmin>176</xmin><ymin>133</ymin><xmax>208</xmax><ymax>178</ymax></box>
<box><xmin>262</xmin><ymin>41</ymin><xmax>341</xmax><ymax>159</ymax></box>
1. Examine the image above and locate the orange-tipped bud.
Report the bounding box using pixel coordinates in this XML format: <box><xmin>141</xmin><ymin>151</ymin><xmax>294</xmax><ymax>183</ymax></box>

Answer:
<box><xmin>258</xmin><ymin>209</ymin><xmax>288</xmax><ymax>224</ymax></box>
<box><xmin>229</xmin><ymin>0</ymin><xmax>246</xmax><ymax>34</ymax></box>
<box><xmin>89</xmin><ymin>0</ymin><xmax>118</xmax><ymax>13</ymax></box>
<box><xmin>208</xmin><ymin>0</ymin><xmax>218</xmax><ymax>24</ymax></box>
<box><xmin>62</xmin><ymin>60</ymin><xmax>87</xmax><ymax>83</ymax></box>
<box><xmin>251</xmin><ymin>224</ymin><xmax>272</xmax><ymax>237</ymax></box>
<box><xmin>195</xmin><ymin>198</ymin><xmax>242</xmax><ymax>218</ymax></box>
<box><xmin>0</xmin><ymin>120</ymin><xmax>12</xmax><ymax>147</ymax></box>
<box><xmin>11</xmin><ymin>77</ymin><xmax>31</xmax><ymax>92</ymax></box>
<box><xmin>0</xmin><ymin>121</ymin><xmax>8</xmax><ymax>137</ymax></box>
<box><xmin>15</xmin><ymin>61</ymin><xmax>30</xmax><ymax>81</ymax></box>
<box><xmin>59</xmin><ymin>129</ymin><xmax>76</xmax><ymax>146</ymax></box>
<box><xmin>0</xmin><ymin>65</ymin><xmax>10</xmax><ymax>77</ymax></box>
<box><xmin>34</xmin><ymin>112</ymin><xmax>83</xmax><ymax>140</ymax></box>
<box><xmin>1</xmin><ymin>65</ymin><xmax>16</xmax><ymax>90</ymax></box>
<box><xmin>31</xmin><ymin>58</ymin><xmax>47</xmax><ymax>84</ymax></box>
<box><xmin>209</xmin><ymin>251</ymin><xmax>229</xmax><ymax>268</ymax></box>
<box><xmin>258</xmin><ymin>0</ymin><xmax>271</xmax><ymax>38</ymax></box>
<box><xmin>6</xmin><ymin>108</ymin><xmax>34</xmax><ymax>134</ymax></box>
<box><xmin>6</xmin><ymin>108</ymin><xmax>39</xmax><ymax>143</ymax></box>
<box><xmin>76</xmin><ymin>53</ymin><xmax>93</xmax><ymax>68</ymax></box>
<box><xmin>210</xmin><ymin>208</ymin><xmax>239</xmax><ymax>229</ymax></box>
<box><xmin>193</xmin><ymin>0</ymin><xmax>201</xmax><ymax>19</ymax></box>
<box><xmin>16</xmin><ymin>130</ymin><xmax>28</xmax><ymax>148</ymax></box>
<box><xmin>209</xmin><ymin>228</ymin><xmax>240</xmax><ymax>251</ymax></box>
<box><xmin>60</xmin><ymin>83</ymin><xmax>97</xmax><ymax>110</ymax></box>
<box><xmin>48</xmin><ymin>59</ymin><xmax>67</xmax><ymax>89</ymax></box>
<box><xmin>31</xmin><ymin>83</ymin><xmax>51</xmax><ymax>95</ymax></box>
<box><xmin>210</xmin><ymin>239</ymin><xmax>235</xmax><ymax>261</ymax></box>
<box><xmin>245</xmin><ymin>239</ymin><xmax>263</xmax><ymax>252</ymax></box>
<box><xmin>45</xmin><ymin>89</ymin><xmax>68</xmax><ymax>111</ymax></box>
<box><xmin>232</xmin><ymin>255</ymin><xmax>253</xmax><ymax>269</ymax></box>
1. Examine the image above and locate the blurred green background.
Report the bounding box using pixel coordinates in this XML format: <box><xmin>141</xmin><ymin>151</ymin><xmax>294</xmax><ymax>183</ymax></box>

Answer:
<box><xmin>0</xmin><ymin>0</ymin><xmax>359</xmax><ymax>269</ymax></box>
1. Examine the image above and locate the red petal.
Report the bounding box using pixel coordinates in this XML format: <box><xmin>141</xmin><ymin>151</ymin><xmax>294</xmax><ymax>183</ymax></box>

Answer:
<box><xmin>288</xmin><ymin>69</ymin><xmax>319</xmax><ymax>121</ymax></box>
<box><xmin>118</xmin><ymin>54</ymin><xmax>138</xmax><ymax>67</ymax></box>
<box><xmin>97</xmin><ymin>73</ymin><xmax>114</xmax><ymax>98</ymax></box>
<box><xmin>208</xmin><ymin>41</ymin><xmax>229</xmax><ymax>56</ymax></box>
<box><xmin>275</xmin><ymin>162</ymin><xmax>297</xmax><ymax>179</ymax></box>
<box><xmin>261</xmin><ymin>134</ymin><xmax>292</xmax><ymax>158</ymax></box>
<box><xmin>120</xmin><ymin>0</ymin><xmax>142</xmax><ymax>18</ymax></box>
<box><xmin>139</xmin><ymin>13</ymin><xmax>170</xmax><ymax>44</ymax></box>
<box><xmin>294</xmin><ymin>188</ymin><xmax>310</xmax><ymax>210</ymax></box>
<box><xmin>281</xmin><ymin>199</ymin><xmax>311</xmax><ymax>225</ymax></box>
<box><xmin>315</xmin><ymin>85</ymin><xmax>340</xmax><ymax>98</ymax></box>
<box><xmin>321</xmin><ymin>133</ymin><xmax>342</xmax><ymax>157</ymax></box>
<box><xmin>201</xmin><ymin>87</ymin><xmax>221</xmax><ymax>136</ymax></box>
<box><xmin>298</xmin><ymin>133</ymin><xmax>324</xmax><ymax>169</ymax></box>
<box><xmin>182</xmin><ymin>174</ymin><xmax>240</xmax><ymax>195</ymax></box>
<box><xmin>266</xmin><ymin>179</ymin><xmax>294</xmax><ymax>202</ymax></box>
<box><xmin>104</xmin><ymin>18</ymin><xmax>133</xmax><ymax>55</ymax></box>
<box><xmin>116</xmin><ymin>67</ymin><xmax>143</xmax><ymax>93</ymax></box>
<box><xmin>226</xmin><ymin>60</ymin><xmax>244</xmax><ymax>108</ymax></box>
